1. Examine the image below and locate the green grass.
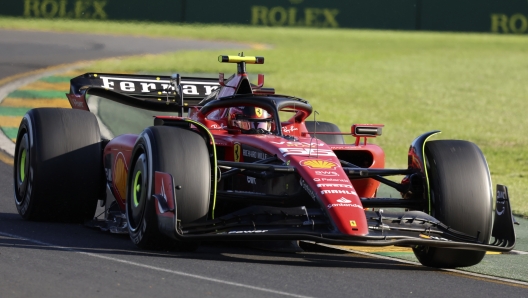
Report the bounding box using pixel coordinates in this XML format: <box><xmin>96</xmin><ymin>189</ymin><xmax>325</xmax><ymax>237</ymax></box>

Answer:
<box><xmin>2</xmin><ymin>17</ymin><xmax>527</xmax><ymax>216</ymax></box>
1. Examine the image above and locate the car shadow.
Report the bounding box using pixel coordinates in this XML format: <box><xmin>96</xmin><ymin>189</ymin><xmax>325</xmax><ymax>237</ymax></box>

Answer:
<box><xmin>0</xmin><ymin>214</ymin><xmax>436</xmax><ymax>272</ymax></box>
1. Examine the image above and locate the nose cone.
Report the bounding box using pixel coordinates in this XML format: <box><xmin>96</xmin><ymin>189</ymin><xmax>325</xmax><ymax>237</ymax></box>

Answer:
<box><xmin>292</xmin><ymin>156</ymin><xmax>368</xmax><ymax>236</ymax></box>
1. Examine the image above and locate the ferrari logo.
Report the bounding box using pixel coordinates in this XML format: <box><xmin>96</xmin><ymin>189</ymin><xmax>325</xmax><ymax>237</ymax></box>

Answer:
<box><xmin>234</xmin><ymin>143</ymin><xmax>241</xmax><ymax>162</ymax></box>
<box><xmin>349</xmin><ymin>220</ymin><xmax>357</xmax><ymax>227</ymax></box>
<box><xmin>255</xmin><ymin>108</ymin><xmax>263</xmax><ymax>117</ymax></box>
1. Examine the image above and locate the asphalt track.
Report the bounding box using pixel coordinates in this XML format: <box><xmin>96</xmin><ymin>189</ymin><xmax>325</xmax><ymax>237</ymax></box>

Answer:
<box><xmin>0</xmin><ymin>29</ymin><xmax>527</xmax><ymax>297</ymax></box>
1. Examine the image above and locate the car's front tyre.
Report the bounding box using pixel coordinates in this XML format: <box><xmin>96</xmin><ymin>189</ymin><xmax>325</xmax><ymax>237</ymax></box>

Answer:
<box><xmin>126</xmin><ymin>126</ymin><xmax>211</xmax><ymax>251</ymax></box>
<box><xmin>413</xmin><ymin>140</ymin><xmax>493</xmax><ymax>268</ymax></box>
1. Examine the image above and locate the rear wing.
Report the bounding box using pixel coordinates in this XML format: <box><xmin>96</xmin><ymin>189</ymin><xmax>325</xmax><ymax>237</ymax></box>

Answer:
<box><xmin>67</xmin><ymin>73</ymin><xmax>220</xmax><ymax>115</ymax></box>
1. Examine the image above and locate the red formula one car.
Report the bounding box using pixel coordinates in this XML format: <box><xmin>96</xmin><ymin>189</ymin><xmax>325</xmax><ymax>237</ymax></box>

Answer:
<box><xmin>13</xmin><ymin>55</ymin><xmax>516</xmax><ymax>268</ymax></box>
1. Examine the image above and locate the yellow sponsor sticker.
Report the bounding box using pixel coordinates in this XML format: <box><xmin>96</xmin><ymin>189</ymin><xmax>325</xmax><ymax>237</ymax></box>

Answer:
<box><xmin>300</xmin><ymin>159</ymin><xmax>337</xmax><ymax>169</ymax></box>
<box><xmin>255</xmin><ymin>108</ymin><xmax>263</xmax><ymax>117</ymax></box>
<box><xmin>234</xmin><ymin>143</ymin><xmax>241</xmax><ymax>162</ymax></box>
<box><xmin>350</xmin><ymin>220</ymin><xmax>357</xmax><ymax>227</ymax></box>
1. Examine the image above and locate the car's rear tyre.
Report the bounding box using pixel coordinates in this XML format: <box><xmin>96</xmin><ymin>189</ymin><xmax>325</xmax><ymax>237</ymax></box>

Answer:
<box><xmin>127</xmin><ymin>126</ymin><xmax>210</xmax><ymax>251</ymax></box>
<box><xmin>13</xmin><ymin>108</ymin><xmax>105</xmax><ymax>222</ymax></box>
<box><xmin>304</xmin><ymin>121</ymin><xmax>344</xmax><ymax>144</ymax></box>
<box><xmin>412</xmin><ymin>140</ymin><xmax>493</xmax><ymax>268</ymax></box>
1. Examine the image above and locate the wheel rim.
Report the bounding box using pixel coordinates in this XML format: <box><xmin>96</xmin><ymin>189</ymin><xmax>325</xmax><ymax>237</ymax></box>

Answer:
<box><xmin>133</xmin><ymin>170</ymin><xmax>142</xmax><ymax>207</ymax></box>
<box><xmin>15</xmin><ymin>133</ymin><xmax>29</xmax><ymax>205</ymax></box>
<box><xmin>19</xmin><ymin>149</ymin><xmax>26</xmax><ymax>182</ymax></box>
<box><xmin>128</xmin><ymin>153</ymin><xmax>147</xmax><ymax>230</ymax></box>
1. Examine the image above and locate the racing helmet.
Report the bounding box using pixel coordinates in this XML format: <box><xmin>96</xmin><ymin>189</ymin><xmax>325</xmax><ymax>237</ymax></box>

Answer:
<box><xmin>229</xmin><ymin>106</ymin><xmax>272</xmax><ymax>132</ymax></box>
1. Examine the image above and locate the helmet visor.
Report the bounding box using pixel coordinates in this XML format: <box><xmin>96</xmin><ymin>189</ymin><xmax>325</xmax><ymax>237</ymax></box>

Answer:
<box><xmin>232</xmin><ymin>119</ymin><xmax>271</xmax><ymax>131</ymax></box>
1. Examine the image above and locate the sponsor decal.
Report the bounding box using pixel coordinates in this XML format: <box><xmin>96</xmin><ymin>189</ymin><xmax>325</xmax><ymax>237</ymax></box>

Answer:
<box><xmin>279</xmin><ymin>148</ymin><xmax>335</xmax><ymax>157</ymax></box>
<box><xmin>98</xmin><ymin>76</ymin><xmax>219</xmax><ymax>96</ymax></box>
<box><xmin>314</xmin><ymin>170</ymin><xmax>339</xmax><ymax>176</ymax></box>
<box><xmin>496</xmin><ymin>197</ymin><xmax>506</xmax><ymax>216</ymax></box>
<box><xmin>243</xmin><ymin>149</ymin><xmax>268</xmax><ymax>160</ymax></box>
<box><xmin>247</xmin><ymin>176</ymin><xmax>257</xmax><ymax>184</ymax></box>
<box><xmin>300</xmin><ymin>159</ymin><xmax>337</xmax><ymax>169</ymax></box>
<box><xmin>24</xmin><ymin>0</ymin><xmax>108</xmax><ymax>20</ymax></box>
<box><xmin>271</xmin><ymin>141</ymin><xmax>323</xmax><ymax>147</ymax></box>
<box><xmin>227</xmin><ymin>190</ymin><xmax>266</xmax><ymax>195</ymax></box>
<box><xmin>314</xmin><ymin>178</ymin><xmax>349</xmax><ymax>182</ymax></box>
<box><xmin>327</xmin><ymin>203</ymin><xmax>362</xmax><ymax>210</ymax></box>
<box><xmin>210</xmin><ymin>123</ymin><xmax>225</xmax><ymax>129</ymax></box>
<box><xmin>113</xmin><ymin>153</ymin><xmax>128</xmax><ymax>201</ymax></box>
<box><xmin>70</xmin><ymin>98</ymin><xmax>84</xmax><ymax>108</ymax></box>
<box><xmin>282</xmin><ymin>125</ymin><xmax>299</xmax><ymax>134</ymax></box>
<box><xmin>321</xmin><ymin>189</ymin><xmax>357</xmax><ymax>195</ymax></box>
<box><xmin>491</xmin><ymin>14</ymin><xmax>528</xmax><ymax>34</ymax></box>
<box><xmin>300</xmin><ymin>179</ymin><xmax>316</xmax><ymax>200</ymax></box>
<box><xmin>255</xmin><ymin>108</ymin><xmax>263</xmax><ymax>117</ymax></box>
<box><xmin>251</xmin><ymin>6</ymin><xmax>339</xmax><ymax>28</ymax></box>
<box><xmin>317</xmin><ymin>183</ymin><xmax>353</xmax><ymax>189</ymax></box>
<box><xmin>234</xmin><ymin>142</ymin><xmax>241</xmax><ymax>162</ymax></box>
<box><xmin>350</xmin><ymin>220</ymin><xmax>357</xmax><ymax>227</ymax></box>
<box><xmin>66</xmin><ymin>94</ymin><xmax>88</xmax><ymax>110</ymax></box>
<box><xmin>336</xmin><ymin>197</ymin><xmax>352</xmax><ymax>203</ymax></box>
<box><xmin>228</xmin><ymin>230</ymin><xmax>268</xmax><ymax>234</ymax></box>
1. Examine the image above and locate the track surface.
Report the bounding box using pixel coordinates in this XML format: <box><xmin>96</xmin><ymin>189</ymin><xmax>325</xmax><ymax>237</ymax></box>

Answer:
<box><xmin>0</xmin><ymin>29</ymin><xmax>527</xmax><ymax>297</ymax></box>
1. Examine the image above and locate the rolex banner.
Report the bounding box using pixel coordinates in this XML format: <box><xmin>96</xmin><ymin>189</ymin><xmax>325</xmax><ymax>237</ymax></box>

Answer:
<box><xmin>2</xmin><ymin>0</ymin><xmax>528</xmax><ymax>34</ymax></box>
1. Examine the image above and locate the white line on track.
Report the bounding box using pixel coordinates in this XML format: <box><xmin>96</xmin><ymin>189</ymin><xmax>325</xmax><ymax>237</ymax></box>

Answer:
<box><xmin>0</xmin><ymin>231</ymin><xmax>314</xmax><ymax>298</ymax></box>
<box><xmin>507</xmin><ymin>250</ymin><xmax>528</xmax><ymax>255</ymax></box>
<box><xmin>313</xmin><ymin>243</ymin><xmax>528</xmax><ymax>287</ymax></box>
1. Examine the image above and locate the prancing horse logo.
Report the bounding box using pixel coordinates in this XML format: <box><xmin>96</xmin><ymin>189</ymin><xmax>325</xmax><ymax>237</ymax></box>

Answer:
<box><xmin>234</xmin><ymin>143</ymin><xmax>241</xmax><ymax>162</ymax></box>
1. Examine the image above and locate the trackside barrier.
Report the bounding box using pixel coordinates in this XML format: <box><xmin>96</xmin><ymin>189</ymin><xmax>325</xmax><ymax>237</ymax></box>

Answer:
<box><xmin>2</xmin><ymin>0</ymin><xmax>528</xmax><ymax>34</ymax></box>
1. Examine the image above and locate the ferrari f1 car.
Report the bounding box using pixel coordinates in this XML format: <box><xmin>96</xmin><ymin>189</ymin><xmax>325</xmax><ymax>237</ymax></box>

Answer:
<box><xmin>13</xmin><ymin>54</ymin><xmax>517</xmax><ymax>268</ymax></box>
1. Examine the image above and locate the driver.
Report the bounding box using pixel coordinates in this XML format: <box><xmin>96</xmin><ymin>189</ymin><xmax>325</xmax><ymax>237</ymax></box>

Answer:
<box><xmin>228</xmin><ymin>106</ymin><xmax>273</xmax><ymax>134</ymax></box>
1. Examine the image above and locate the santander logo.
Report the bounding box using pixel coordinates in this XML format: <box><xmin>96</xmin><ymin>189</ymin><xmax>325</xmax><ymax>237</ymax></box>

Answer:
<box><xmin>327</xmin><ymin>197</ymin><xmax>363</xmax><ymax>210</ymax></box>
<box><xmin>336</xmin><ymin>197</ymin><xmax>352</xmax><ymax>203</ymax></box>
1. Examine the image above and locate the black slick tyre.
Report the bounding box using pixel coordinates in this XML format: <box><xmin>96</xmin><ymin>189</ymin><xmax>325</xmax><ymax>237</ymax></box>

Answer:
<box><xmin>126</xmin><ymin>126</ymin><xmax>210</xmax><ymax>251</ymax></box>
<box><xmin>413</xmin><ymin>140</ymin><xmax>493</xmax><ymax>268</ymax></box>
<box><xmin>13</xmin><ymin>108</ymin><xmax>105</xmax><ymax>222</ymax></box>
<box><xmin>304</xmin><ymin>121</ymin><xmax>344</xmax><ymax>144</ymax></box>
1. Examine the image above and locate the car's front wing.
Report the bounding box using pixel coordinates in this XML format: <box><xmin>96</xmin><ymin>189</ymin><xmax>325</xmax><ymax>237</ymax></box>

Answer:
<box><xmin>152</xmin><ymin>184</ymin><xmax>516</xmax><ymax>253</ymax></box>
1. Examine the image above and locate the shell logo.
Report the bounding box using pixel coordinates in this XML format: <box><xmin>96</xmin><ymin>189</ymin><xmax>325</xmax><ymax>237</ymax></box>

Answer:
<box><xmin>300</xmin><ymin>159</ymin><xmax>337</xmax><ymax>169</ymax></box>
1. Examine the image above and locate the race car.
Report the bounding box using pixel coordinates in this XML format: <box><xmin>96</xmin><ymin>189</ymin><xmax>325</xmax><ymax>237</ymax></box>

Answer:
<box><xmin>13</xmin><ymin>54</ymin><xmax>517</xmax><ymax>268</ymax></box>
